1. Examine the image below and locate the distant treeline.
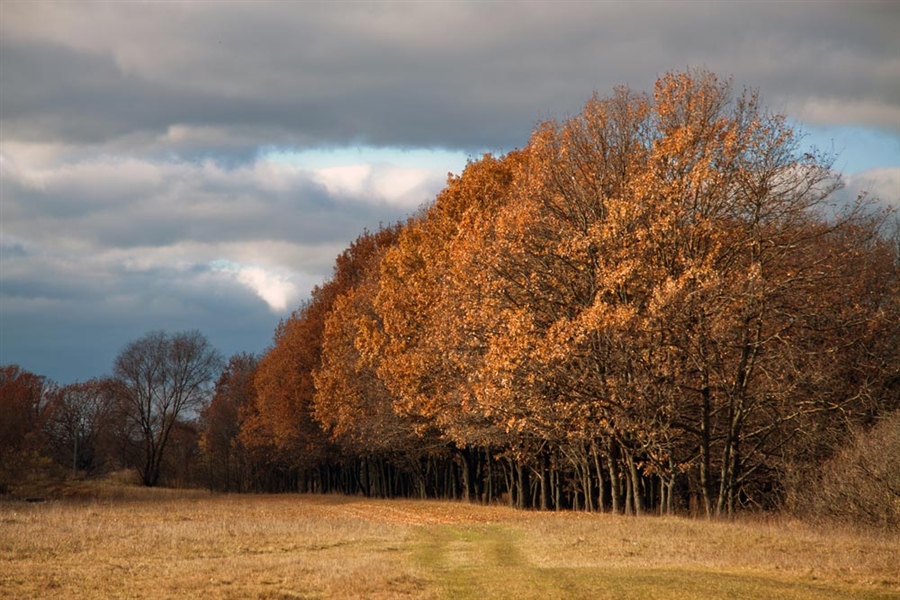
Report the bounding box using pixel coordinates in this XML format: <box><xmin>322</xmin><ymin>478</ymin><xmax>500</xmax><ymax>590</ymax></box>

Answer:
<box><xmin>3</xmin><ymin>70</ymin><xmax>898</xmax><ymax>525</ymax></box>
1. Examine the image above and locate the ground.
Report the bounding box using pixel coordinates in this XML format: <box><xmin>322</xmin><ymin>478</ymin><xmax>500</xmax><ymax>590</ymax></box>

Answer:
<box><xmin>1</xmin><ymin>485</ymin><xmax>897</xmax><ymax>599</ymax></box>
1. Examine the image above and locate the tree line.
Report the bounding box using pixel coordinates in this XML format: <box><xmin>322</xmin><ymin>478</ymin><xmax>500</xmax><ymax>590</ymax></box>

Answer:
<box><xmin>3</xmin><ymin>70</ymin><xmax>898</xmax><ymax>521</ymax></box>
<box><xmin>1</xmin><ymin>331</ymin><xmax>222</xmax><ymax>491</ymax></box>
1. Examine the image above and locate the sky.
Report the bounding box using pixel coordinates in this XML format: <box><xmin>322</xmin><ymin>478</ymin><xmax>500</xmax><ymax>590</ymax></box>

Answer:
<box><xmin>1</xmin><ymin>1</ymin><xmax>899</xmax><ymax>385</ymax></box>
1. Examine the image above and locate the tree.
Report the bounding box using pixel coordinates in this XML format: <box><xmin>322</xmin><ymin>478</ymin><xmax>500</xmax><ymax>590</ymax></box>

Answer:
<box><xmin>0</xmin><ymin>365</ymin><xmax>55</xmax><ymax>492</ymax></box>
<box><xmin>223</xmin><ymin>69</ymin><xmax>898</xmax><ymax>516</ymax></box>
<box><xmin>112</xmin><ymin>330</ymin><xmax>223</xmax><ymax>486</ymax></box>
<box><xmin>314</xmin><ymin>227</ymin><xmax>410</xmax><ymax>457</ymax></box>
<box><xmin>199</xmin><ymin>353</ymin><xmax>257</xmax><ymax>491</ymax></box>
<box><xmin>242</xmin><ymin>226</ymin><xmax>409</xmax><ymax>493</ymax></box>
<box><xmin>465</xmin><ymin>69</ymin><xmax>899</xmax><ymax>516</ymax></box>
<box><xmin>44</xmin><ymin>379</ymin><xmax>117</xmax><ymax>475</ymax></box>
<box><xmin>0</xmin><ymin>365</ymin><xmax>53</xmax><ymax>458</ymax></box>
<box><xmin>366</xmin><ymin>154</ymin><xmax>526</xmax><ymax>502</ymax></box>
<box><xmin>313</xmin><ymin>226</ymin><xmax>446</xmax><ymax>498</ymax></box>
<box><xmin>242</xmin><ymin>296</ymin><xmax>337</xmax><ymax>488</ymax></box>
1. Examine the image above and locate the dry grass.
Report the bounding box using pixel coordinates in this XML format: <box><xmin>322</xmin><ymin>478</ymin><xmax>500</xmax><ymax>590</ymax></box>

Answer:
<box><xmin>1</xmin><ymin>484</ymin><xmax>898</xmax><ymax>599</ymax></box>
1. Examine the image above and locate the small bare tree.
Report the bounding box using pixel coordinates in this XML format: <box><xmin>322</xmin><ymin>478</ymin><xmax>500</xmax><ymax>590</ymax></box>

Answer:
<box><xmin>113</xmin><ymin>330</ymin><xmax>223</xmax><ymax>486</ymax></box>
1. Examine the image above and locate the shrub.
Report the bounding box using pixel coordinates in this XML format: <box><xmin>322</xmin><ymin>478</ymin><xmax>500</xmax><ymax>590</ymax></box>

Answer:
<box><xmin>789</xmin><ymin>410</ymin><xmax>900</xmax><ymax>530</ymax></box>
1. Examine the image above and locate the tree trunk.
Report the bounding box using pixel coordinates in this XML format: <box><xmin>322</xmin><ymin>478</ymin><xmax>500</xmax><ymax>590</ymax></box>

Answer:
<box><xmin>582</xmin><ymin>448</ymin><xmax>595</xmax><ymax>512</ymax></box>
<box><xmin>592</xmin><ymin>440</ymin><xmax>606</xmax><ymax>512</ymax></box>
<box><xmin>626</xmin><ymin>450</ymin><xmax>643</xmax><ymax>516</ymax></box>
<box><xmin>460</xmin><ymin>448</ymin><xmax>474</xmax><ymax>502</ymax></box>
<box><xmin>516</xmin><ymin>460</ymin><xmax>530</xmax><ymax>509</ymax></box>
<box><xmin>699</xmin><ymin>376</ymin><xmax>713</xmax><ymax>517</ymax></box>
<box><xmin>540</xmin><ymin>451</ymin><xmax>551</xmax><ymax>511</ymax></box>
<box><xmin>606</xmin><ymin>439</ymin><xmax>621</xmax><ymax>514</ymax></box>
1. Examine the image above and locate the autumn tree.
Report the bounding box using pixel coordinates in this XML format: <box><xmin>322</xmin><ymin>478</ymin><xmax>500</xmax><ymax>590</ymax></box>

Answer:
<box><xmin>365</xmin><ymin>153</ymin><xmax>526</xmax><ymax>502</ymax></box>
<box><xmin>0</xmin><ymin>365</ymin><xmax>55</xmax><ymax>492</ymax></box>
<box><xmin>199</xmin><ymin>353</ymin><xmax>258</xmax><ymax>491</ymax></box>
<box><xmin>230</xmin><ymin>69</ymin><xmax>898</xmax><ymax>517</ymax></box>
<box><xmin>245</xmin><ymin>299</ymin><xmax>343</xmax><ymax>492</ymax></box>
<box><xmin>112</xmin><ymin>330</ymin><xmax>223</xmax><ymax>487</ymax></box>
<box><xmin>44</xmin><ymin>379</ymin><xmax>118</xmax><ymax>475</ymax></box>
<box><xmin>463</xmin><ymin>88</ymin><xmax>655</xmax><ymax>511</ymax></box>
<box><xmin>633</xmin><ymin>72</ymin><xmax>898</xmax><ymax>516</ymax></box>
<box><xmin>311</xmin><ymin>225</ymin><xmax>437</xmax><ymax>497</ymax></box>
<box><xmin>242</xmin><ymin>228</ymin><xmax>409</xmax><ymax>492</ymax></box>
<box><xmin>461</xmin><ymin>69</ymin><xmax>899</xmax><ymax>516</ymax></box>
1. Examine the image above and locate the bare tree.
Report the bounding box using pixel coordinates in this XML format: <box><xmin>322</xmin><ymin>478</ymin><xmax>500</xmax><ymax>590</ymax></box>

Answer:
<box><xmin>113</xmin><ymin>330</ymin><xmax>223</xmax><ymax>486</ymax></box>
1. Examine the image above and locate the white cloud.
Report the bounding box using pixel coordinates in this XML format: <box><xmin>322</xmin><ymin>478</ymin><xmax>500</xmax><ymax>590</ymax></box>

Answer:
<box><xmin>313</xmin><ymin>164</ymin><xmax>372</xmax><ymax>198</ymax></box>
<box><xmin>311</xmin><ymin>162</ymin><xmax>436</xmax><ymax>207</ymax></box>
<box><xmin>845</xmin><ymin>167</ymin><xmax>900</xmax><ymax>211</ymax></box>
<box><xmin>211</xmin><ymin>261</ymin><xmax>300</xmax><ymax>314</ymax></box>
<box><xmin>0</xmin><ymin>145</ymin><xmax>452</xmax><ymax>253</ymax></box>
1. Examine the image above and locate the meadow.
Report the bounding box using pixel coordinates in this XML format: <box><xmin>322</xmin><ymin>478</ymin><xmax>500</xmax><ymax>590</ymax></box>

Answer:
<box><xmin>1</xmin><ymin>484</ymin><xmax>898</xmax><ymax>599</ymax></box>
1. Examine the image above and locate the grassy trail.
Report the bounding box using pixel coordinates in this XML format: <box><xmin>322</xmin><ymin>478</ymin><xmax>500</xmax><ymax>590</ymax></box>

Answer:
<box><xmin>412</xmin><ymin>523</ymin><xmax>898</xmax><ymax>600</ymax></box>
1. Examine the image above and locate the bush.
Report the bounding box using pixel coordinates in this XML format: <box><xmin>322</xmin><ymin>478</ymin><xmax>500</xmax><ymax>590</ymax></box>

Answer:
<box><xmin>0</xmin><ymin>450</ymin><xmax>67</xmax><ymax>499</ymax></box>
<box><xmin>789</xmin><ymin>410</ymin><xmax>900</xmax><ymax>530</ymax></box>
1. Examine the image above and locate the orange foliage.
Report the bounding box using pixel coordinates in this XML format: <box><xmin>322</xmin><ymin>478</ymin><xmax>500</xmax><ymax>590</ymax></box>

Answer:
<box><xmin>234</xmin><ymin>69</ymin><xmax>900</xmax><ymax>513</ymax></box>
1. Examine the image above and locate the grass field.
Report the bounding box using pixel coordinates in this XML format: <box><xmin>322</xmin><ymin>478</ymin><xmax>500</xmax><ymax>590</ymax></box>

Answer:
<box><xmin>1</xmin><ymin>484</ymin><xmax>898</xmax><ymax>599</ymax></box>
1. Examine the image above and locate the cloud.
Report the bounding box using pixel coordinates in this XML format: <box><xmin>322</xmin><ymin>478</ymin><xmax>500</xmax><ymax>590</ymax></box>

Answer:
<box><xmin>845</xmin><ymin>167</ymin><xmax>900</xmax><ymax>211</ymax></box>
<box><xmin>2</xmin><ymin>2</ymin><xmax>897</xmax><ymax>155</ymax></box>
<box><xmin>0</xmin><ymin>242</ymin><xmax>277</xmax><ymax>383</ymax></box>
<box><xmin>2</xmin><ymin>1</ymin><xmax>898</xmax><ymax>384</ymax></box>
<box><xmin>0</xmin><ymin>149</ymin><xmax>440</xmax><ymax>251</ymax></box>
<box><xmin>0</xmin><ymin>143</ymin><xmax>456</xmax><ymax>382</ymax></box>
<box><xmin>312</xmin><ymin>163</ymin><xmax>441</xmax><ymax>209</ymax></box>
<box><xmin>211</xmin><ymin>261</ymin><xmax>301</xmax><ymax>314</ymax></box>
<box><xmin>0</xmin><ymin>146</ymin><xmax>451</xmax><ymax>313</ymax></box>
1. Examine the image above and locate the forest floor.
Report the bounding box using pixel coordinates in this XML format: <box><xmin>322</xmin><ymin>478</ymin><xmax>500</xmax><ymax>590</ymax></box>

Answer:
<box><xmin>1</xmin><ymin>484</ymin><xmax>898</xmax><ymax>599</ymax></box>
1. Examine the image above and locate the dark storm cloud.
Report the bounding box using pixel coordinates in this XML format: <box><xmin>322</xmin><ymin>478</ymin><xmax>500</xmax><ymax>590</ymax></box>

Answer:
<box><xmin>2</xmin><ymin>1</ymin><xmax>897</xmax><ymax>154</ymax></box>
<box><xmin>0</xmin><ymin>20</ymin><xmax>532</xmax><ymax>152</ymax></box>
<box><xmin>0</xmin><ymin>39</ymin><xmax>185</xmax><ymax>144</ymax></box>
<box><xmin>0</xmin><ymin>255</ymin><xmax>283</xmax><ymax>384</ymax></box>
